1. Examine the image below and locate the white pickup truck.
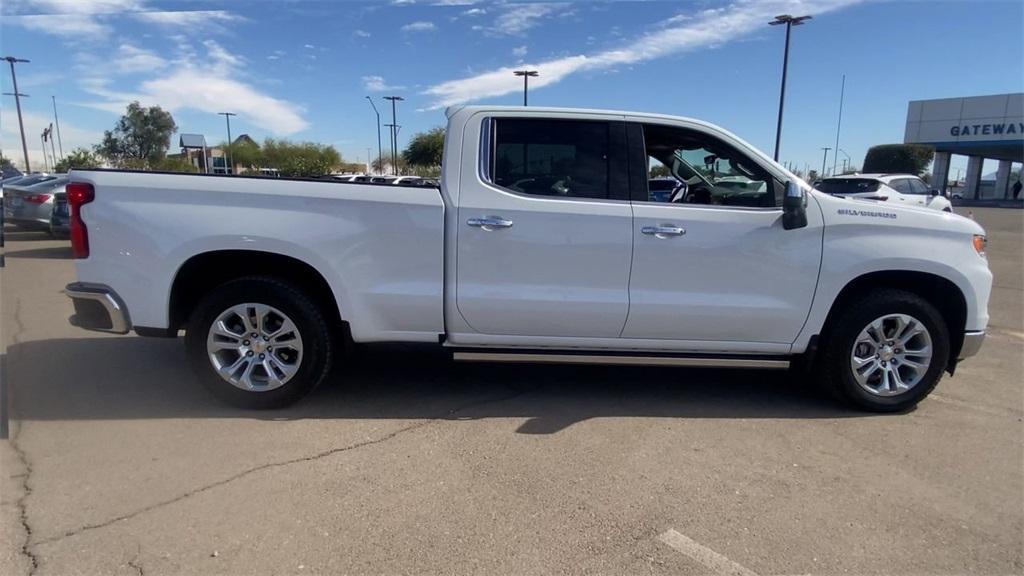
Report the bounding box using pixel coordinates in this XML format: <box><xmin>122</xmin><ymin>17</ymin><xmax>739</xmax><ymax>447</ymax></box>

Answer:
<box><xmin>64</xmin><ymin>106</ymin><xmax>991</xmax><ymax>412</ymax></box>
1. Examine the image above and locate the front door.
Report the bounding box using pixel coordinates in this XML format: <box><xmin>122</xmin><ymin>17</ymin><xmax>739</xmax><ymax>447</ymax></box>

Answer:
<box><xmin>455</xmin><ymin>116</ymin><xmax>633</xmax><ymax>338</ymax></box>
<box><xmin>623</xmin><ymin>121</ymin><xmax>823</xmax><ymax>345</ymax></box>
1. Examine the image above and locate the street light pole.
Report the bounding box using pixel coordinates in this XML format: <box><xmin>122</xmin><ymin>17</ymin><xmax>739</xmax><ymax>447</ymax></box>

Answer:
<box><xmin>513</xmin><ymin>70</ymin><xmax>538</xmax><ymax>106</ymax></box>
<box><xmin>832</xmin><ymin>74</ymin><xmax>845</xmax><ymax>175</ymax></box>
<box><xmin>365</xmin><ymin>96</ymin><xmax>383</xmax><ymax>175</ymax></box>
<box><xmin>218</xmin><ymin>112</ymin><xmax>236</xmax><ymax>174</ymax></box>
<box><xmin>820</xmin><ymin>147</ymin><xmax>831</xmax><ymax>178</ymax></box>
<box><xmin>768</xmin><ymin>15</ymin><xmax>811</xmax><ymax>162</ymax></box>
<box><xmin>51</xmin><ymin>95</ymin><xmax>64</xmax><ymax>160</ymax></box>
<box><xmin>3</xmin><ymin>56</ymin><xmax>31</xmax><ymax>172</ymax></box>
<box><xmin>383</xmin><ymin>96</ymin><xmax>404</xmax><ymax>176</ymax></box>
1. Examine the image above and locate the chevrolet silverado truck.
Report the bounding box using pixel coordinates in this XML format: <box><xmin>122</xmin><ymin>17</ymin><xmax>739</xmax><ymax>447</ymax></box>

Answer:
<box><xmin>64</xmin><ymin>106</ymin><xmax>991</xmax><ymax>412</ymax></box>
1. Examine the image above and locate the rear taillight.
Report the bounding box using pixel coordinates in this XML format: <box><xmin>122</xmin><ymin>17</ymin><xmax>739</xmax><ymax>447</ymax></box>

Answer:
<box><xmin>23</xmin><ymin>193</ymin><xmax>52</xmax><ymax>204</ymax></box>
<box><xmin>66</xmin><ymin>182</ymin><xmax>95</xmax><ymax>259</ymax></box>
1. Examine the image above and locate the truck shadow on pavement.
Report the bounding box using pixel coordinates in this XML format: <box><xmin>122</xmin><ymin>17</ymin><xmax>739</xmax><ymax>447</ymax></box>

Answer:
<box><xmin>7</xmin><ymin>337</ymin><xmax>870</xmax><ymax>433</ymax></box>
<box><xmin>4</xmin><ymin>245</ymin><xmax>73</xmax><ymax>259</ymax></box>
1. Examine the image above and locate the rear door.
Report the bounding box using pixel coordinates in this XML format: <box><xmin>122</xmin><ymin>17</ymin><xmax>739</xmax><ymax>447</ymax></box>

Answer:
<box><xmin>623</xmin><ymin>121</ymin><xmax>823</xmax><ymax>347</ymax></box>
<box><xmin>454</xmin><ymin>114</ymin><xmax>634</xmax><ymax>338</ymax></box>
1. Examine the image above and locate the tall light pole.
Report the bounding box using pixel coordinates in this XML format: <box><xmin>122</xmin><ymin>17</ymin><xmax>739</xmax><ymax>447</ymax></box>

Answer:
<box><xmin>837</xmin><ymin>148</ymin><xmax>851</xmax><ymax>174</ymax></box>
<box><xmin>820</xmin><ymin>147</ymin><xmax>831</xmax><ymax>178</ymax></box>
<box><xmin>40</xmin><ymin>132</ymin><xmax>49</xmax><ymax>172</ymax></box>
<box><xmin>3</xmin><ymin>56</ymin><xmax>31</xmax><ymax>172</ymax></box>
<box><xmin>513</xmin><ymin>70</ymin><xmax>538</xmax><ymax>106</ymax></box>
<box><xmin>365</xmin><ymin>96</ymin><xmax>383</xmax><ymax>175</ymax></box>
<box><xmin>383</xmin><ymin>96</ymin><xmax>404</xmax><ymax>176</ymax></box>
<box><xmin>218</xmin><ymin>112</ymin><xmax>236</xmax><ymax>174</ymax></box>
<box><xmin>51</xmin><ymin>96</ymin><xmax>64</xmax><ymax>160</ymax></box>
<box><xmin>832</xmin><ymin>74</ymin><xmax>845</xmax><ymax>175</ymax></box>
<box><xmin>768</xmin><ymin>15</ymin><xmax>811</xmax><ymax>162</ymax></box>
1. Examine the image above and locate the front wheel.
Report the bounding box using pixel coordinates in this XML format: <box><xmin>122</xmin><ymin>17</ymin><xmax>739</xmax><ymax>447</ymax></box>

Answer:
<box><xmin>185</xmin><ymin>277</ymin><xmax>334</xmax><ymax>409</ymax></box>
<box><xmin>819</xmin><ymin>289</ymin><xmax>950</xmax><ymax>412</ymax></box>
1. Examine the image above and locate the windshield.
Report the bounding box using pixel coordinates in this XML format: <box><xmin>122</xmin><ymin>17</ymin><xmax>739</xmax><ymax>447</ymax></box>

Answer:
<box><xmin>817</xmin><ymin>178</ymin><xmax>881</xmax><ymax>195</ymax></box>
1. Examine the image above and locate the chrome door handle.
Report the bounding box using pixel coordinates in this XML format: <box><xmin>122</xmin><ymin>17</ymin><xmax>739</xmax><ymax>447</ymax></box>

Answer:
<box><xmin>467</xmin><ymin>216</ymin><xmax>514</xmax><ymax>229</ymax></box>
<box><xmin>641</xmin><ymin>225</ymin><xmax>685</xmax><ymax>237</ymax></box>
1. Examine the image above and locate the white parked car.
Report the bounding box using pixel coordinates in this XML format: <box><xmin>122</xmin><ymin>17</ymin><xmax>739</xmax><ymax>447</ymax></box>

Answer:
<box><xmin>63</xmin><ymin>106</ymin><xmax>990</xmax><ymax>413</ymax></box>
<box><xmin>817</xmin><ymin>174</ymin><xmax>953</xmax><ymax>212</ymax></box>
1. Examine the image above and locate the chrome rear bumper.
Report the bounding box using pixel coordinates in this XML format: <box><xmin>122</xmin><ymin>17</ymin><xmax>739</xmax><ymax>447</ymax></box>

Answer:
<box><xmin>65</xmin><ymin>283</ymin><xmax>131</xmax><ymax>334</ymax></box>
<box><xmin>958</xmin><ymin>331</ymin><xmax>985</xmax><ymax>360</ymax></box>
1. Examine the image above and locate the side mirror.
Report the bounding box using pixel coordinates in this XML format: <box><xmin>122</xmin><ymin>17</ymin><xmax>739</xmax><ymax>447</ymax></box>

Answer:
<box><xmin>930</xmin><ymin>188</ymin><xmax>940</xmax><ymax>197</ymax></box>
<box><xmin>783</xmin><ymin>181</ymin><xmax>808</xmax><ymax>230</ymax></box>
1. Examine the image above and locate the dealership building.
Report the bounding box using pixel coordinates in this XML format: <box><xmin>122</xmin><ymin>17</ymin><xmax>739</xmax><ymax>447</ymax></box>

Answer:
<box><xmin>904</xmin><ymin>93</ymin><xmax>1023</xmax><ymax>199</ymax></box>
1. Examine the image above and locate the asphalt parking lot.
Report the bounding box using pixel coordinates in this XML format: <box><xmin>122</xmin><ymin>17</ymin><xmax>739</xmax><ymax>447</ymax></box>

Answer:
<box><xmin>2</xmin><ymin>208</ymin><xmax>1022</xmax><ymax>576</ymax></box>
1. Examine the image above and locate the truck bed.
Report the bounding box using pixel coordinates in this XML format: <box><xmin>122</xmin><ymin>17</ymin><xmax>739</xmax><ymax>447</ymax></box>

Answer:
<box><xmin>69</xmin><ymin>169</ymin><xmax>447</xmax><ymax>342</ymax></box>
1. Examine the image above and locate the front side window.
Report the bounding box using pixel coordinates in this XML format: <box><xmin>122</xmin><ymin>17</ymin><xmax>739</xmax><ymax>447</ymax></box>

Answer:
<box><xmin>888</xmin><ymin>179</ymin><xmax>913</xmax><ymax>194</ymax></box>
<box><xmin>908</xmin><ymin>179</ymin><xmax>930</xmax><ymax>195</ymax></box>
<box><xmin>641</xmin><ymin>123</ymin><xmax>779</xmax><ymax>207</ymax></box>
<box><xmin>491</xmin><ymin>118</ymin><xmax>610</xmax><ymax>200</ymax></box>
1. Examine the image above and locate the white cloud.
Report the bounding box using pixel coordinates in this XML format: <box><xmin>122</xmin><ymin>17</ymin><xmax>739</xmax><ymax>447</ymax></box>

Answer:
<box><xmin>463</xmin><ymin>7</ymin><xmax>486</xmax><ymax>16</ymax></box>
<box><xmin>491</xmin><ymin>2</ymin><xmax>568</xmax><ymax>35</ymax></box>
<box><xmin>352</xmin><ymin>29</ymin><xmax>371</xmax><ymax>38</ymax></box>
<box><xmin>512</xmin><ymin>45</ymin><xmax>528</xmax><ymax>58</ymax></box>
<box><xmin>424</xmin><ymin>0</ymin><xmax>861</xmax><ymax>109</ymax></box>
<box><xmin>114</xmin><ymin>43</ymin><xmax>167</xmax><ymax>74</ymax></box>
<box><xmin>362</xmin><ymin>76</ymin><xmax>406</xmax><ymax>92</ymax></box>
<box><xmin>8</xmin><ymin>13</ymin><xmax>111</xmax><ymax>36</ymax></box>
<box><xmin>401</xmin><ymin>21</ymin><xmax>436</xmax><ymax>32</ymax></box>
<box><xmin>79</xmin><ymin>41</ymin><xmax>308</xmax><ymax>135</ymax></box>
<box><xmin>1</xmin><ymin>110</ymin><xmax>103</xmax><ymax>172</ymax></box>
<box><xmin>5</xmin><ymin>0</ymin><xmax>145</xmax><ymax>14</ymax></box>
<box><xmin>132</xmin><ymin>10</ymin><xmax>243</xmax><ymax>27</ymax></box>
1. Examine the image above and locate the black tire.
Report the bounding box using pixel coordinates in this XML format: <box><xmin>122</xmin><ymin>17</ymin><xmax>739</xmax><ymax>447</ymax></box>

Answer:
<box><xmin>185</xmin><ymin>277</ymin><xmax>333</xmax><ymax>409</ymax></box>
<box><xmin>818</xmin><ymin>289</ymin><xmax>950</xmax><ymax>412</ymax></box>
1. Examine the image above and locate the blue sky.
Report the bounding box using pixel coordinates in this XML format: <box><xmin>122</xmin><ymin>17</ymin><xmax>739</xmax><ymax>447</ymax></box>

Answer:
<box><xmin>2</xmin><ymin>0</ymin><xmax>1022</xmax><ymax>175</ymax></box>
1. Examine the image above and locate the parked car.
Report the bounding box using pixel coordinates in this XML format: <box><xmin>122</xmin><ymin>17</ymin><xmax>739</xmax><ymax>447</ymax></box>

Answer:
<box><xmin>64</xmin><ymin>106</ymin><xmax>990</xmax><ymax>413</ymax></box>
<box><xmin>50</xmin><ymin>192</ymin><xmax>70</xmax><ymax>238</ymax></box>
<box><xmin>370</xmin><ymin>176</ymin><xmax>398</xmax><ymax>185</ymax></box>
<box><xmin>817</xmin><ymin>174</ymin><xmax>953</xmax><ymax>212</ymax></box>
<box><xmin>4</xmin><ymin>175</ymin><xmax>68</xmax><ymax>232</ymax></box>
<box><xmin>647</xmin><ymin>177</ymin><xmax>682</xmax><ymax>203</ymax></box>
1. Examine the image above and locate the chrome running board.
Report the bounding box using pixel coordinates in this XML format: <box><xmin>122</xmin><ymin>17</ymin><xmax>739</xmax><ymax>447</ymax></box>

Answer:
<box><xmin>452</xmin><ymin>352</ymin><xmax>789</xmax><ymax>369</ymax></box>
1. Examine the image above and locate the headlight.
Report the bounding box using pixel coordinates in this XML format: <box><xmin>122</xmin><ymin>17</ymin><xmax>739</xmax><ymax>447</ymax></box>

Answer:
<box><xmin>972</xmin><ymin>235</ymin><xmax>987</xmax><ymax>258</ymax></box>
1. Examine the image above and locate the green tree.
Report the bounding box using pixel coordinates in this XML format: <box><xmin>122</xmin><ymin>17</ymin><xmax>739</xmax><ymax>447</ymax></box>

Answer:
<box><xmin>402</xmin><ymin>127</ymin><xmax>445</xmax><ymax>170</ymax></box>
<box><xmin>261</xmin><ymin>139</ymin><xmax>341</xmax><ymax>178</ymax></box>
<box><xmin>862</xmin><ymin>144</ymin><xmax>934</xmax><ymax>175</ymax></box>
<box><xmin>54</xmin><ymin>148</ymin><xmax>102</xmax><ymax>173</ymax></box>
<box><xmin>96</xmin><ymin>101</ymin><xmax>177</xmax><ymax>167</ymax></box>
<box><xmin>151</xmin><ymin>156</ymin><xmax>199</xmax><ymax>173</ymax></box>
<box><xmin>219</xmin><ymin>139</ymin><xmax>263</xmax><ymax>171</ymax></box>
<box><xmin>1</xmin><ymin>153</ymin><xmax>18</xmax><ymax>177</ymax></box>
<box><xmin>649</xmin><ymin>164</ymin><xmax>671</xmax><ymax>178</ymax></box>
<box><xmin>372</xmin><ymin>155</ymin><xmax>410</xmax><ymax>175</ymax></box>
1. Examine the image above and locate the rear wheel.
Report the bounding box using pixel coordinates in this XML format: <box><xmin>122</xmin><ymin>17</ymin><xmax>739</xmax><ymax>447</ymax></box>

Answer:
<box><xmin>819</xmin><ymin>289</ymin><xmax>949</xmax><ymax>412</ymax></box>
<box><xmin>185</xmin><ymin>277</ymin><xmax>333</xmax><ymax>409</ymax></box>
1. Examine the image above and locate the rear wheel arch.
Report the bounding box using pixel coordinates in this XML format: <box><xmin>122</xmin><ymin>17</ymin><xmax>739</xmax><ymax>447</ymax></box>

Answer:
<box><xmin>169</xmin><ymin>250</ymin><xmax>346</xmax><ymax>336</ymax></box>
<box><xmin>818</xmin><ymin>270</ymin><xmax>967</xmax><ymax>368</ymax></box>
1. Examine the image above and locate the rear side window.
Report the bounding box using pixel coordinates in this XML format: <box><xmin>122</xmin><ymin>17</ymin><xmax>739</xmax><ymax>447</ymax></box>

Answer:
<box><xmin>491</xmin><ymin>118</ymin><xmax>610</xmax><ymax>200</ymax></box>
<box><xmin>817</xmin><ymin>178</ymin><xmax>881</xmax><ymax>195</ymax></box>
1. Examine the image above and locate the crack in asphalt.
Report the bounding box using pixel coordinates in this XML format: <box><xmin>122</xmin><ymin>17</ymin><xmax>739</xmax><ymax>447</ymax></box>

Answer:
<box><xmin>127</xmin><ymin>546</ymin><xmax>145</xmax><ymax>576</ymax></box>
<box><xmin>35</xmin><ymin>385</ymin><xmax>536</xmax><ymax>548</ymax></box>
<box><xmin>11</xmin><ymin>419</ymin><xmax>39</xmax><ymax>576</ymax></box>
<box><xmin>8</xmin><ymin>299</ymin><xmax>40</xmax><ymax>576</ymax></box>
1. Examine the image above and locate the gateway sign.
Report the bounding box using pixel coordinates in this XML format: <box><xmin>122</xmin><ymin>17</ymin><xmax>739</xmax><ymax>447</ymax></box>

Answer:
<box><xmin>950</xmin><ymin>122</ymin><xmax>1024</xmax><ymax>137</ymax></box>
<box><xmin>905</xmin><ymin>93</ymin><xmax>1024</xmax><ymax>145</ymax></box>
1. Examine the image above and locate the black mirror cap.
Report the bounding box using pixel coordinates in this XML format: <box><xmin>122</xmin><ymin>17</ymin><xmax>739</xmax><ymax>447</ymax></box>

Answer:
<box><xmin>783</xmin><ymin>181</ymin><xmax>808</xmax><ymax>230</ymax></box>
<box><xmin>930</xmin><ymin>188</ymin><xmax>940</xmax><ymax>196</ymax></box>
